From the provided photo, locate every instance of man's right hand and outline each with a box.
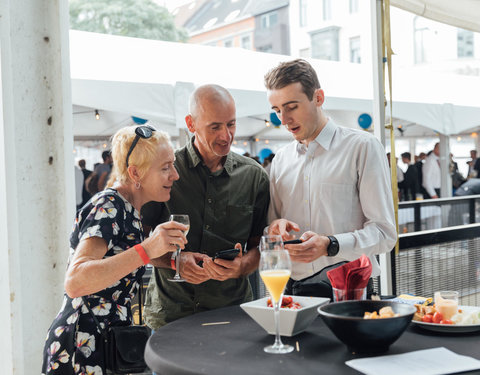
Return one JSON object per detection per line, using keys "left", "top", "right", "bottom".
{"left": 268, "top": 219, "right": 300, "bottom": 241}
{"left": 178, "top": 252, "right": 211, "bottom": 284}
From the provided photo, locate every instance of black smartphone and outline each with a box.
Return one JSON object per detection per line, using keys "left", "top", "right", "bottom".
{"left": 283, "top": 239, "right": 302, "bottom": 244}
{"left": 213, "top": 248, "right": 240, "bottom": 260}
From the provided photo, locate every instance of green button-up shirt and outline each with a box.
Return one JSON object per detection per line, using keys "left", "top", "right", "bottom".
{"left": 142, "top": 138, "right": 270, "bottom": 328}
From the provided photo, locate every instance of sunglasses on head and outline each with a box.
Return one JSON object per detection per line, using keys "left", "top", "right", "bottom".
{"left": 126, "top": 126, "right": 156, "bottom": 168}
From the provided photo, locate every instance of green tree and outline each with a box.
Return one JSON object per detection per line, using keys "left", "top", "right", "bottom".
{"left": 69, "top": 0, "right": 188, "bottom": 42}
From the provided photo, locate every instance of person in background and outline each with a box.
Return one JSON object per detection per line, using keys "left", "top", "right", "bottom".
{"left": 422, "top": 143, "right": 441, "bottom": 199}
{"left": 387, "top": 152, "right": 404, "bottom": 199}
{"left": 141, "top": 84, "right": 270, "bottom": 328}
{"left": 78, "top": 159, "right": 92, "bottom": 207}
{"left": 415, "top": 152, "right": 428, "bottom": 198}
{"left": 74, "top": 165, "right": 84, "bottom": 210}
{"left": 468, "top": 149, "right": 479, "bottom": 178}
{"left": 399, "top": 152, "right": 419, "bottom": 201}
{"left": 450, "top": 153, "right": 466, "bottom": 194}
{"left": 42, "top": 126, "right": 185, "bottom": 374}
{"left": 263, "top": 59, "right": 396, "bottom": 298}
{"left": 96, "top": 150, "right": 113, "bottom": 191}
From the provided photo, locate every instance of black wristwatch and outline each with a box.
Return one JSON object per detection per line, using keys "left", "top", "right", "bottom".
{"left": 327, "top": 236, "right": 339, "bottom": 257}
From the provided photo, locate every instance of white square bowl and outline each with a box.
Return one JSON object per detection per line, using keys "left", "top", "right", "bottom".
{"left": 240, "top": 295, "right": 330, "bottom": 337}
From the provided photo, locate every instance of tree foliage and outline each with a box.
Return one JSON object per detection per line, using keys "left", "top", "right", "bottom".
{"left": 69, "top": 0, "right": 188, "bottom": 42}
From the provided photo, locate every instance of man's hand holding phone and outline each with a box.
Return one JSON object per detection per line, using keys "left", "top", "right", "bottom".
{"left": 201, "top": 243, "right": 243, "bottom": 281}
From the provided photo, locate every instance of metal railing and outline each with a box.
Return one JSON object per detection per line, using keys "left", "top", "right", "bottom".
{"left": 391, "top": 223, "right": 480, "bottom": 306}
{"left": 398, "top": 194, "right": 480, "bottom": 233}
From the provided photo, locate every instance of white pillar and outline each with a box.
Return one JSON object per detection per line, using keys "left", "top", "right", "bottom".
{"left": 0, "top": 1, "right": 73, "bottom": 374}
{"left": 371, "top": 0, "right": 393, "bottom": 296}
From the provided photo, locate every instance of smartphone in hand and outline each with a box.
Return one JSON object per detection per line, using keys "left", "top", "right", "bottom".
{"left": 213, "top": 248, "right": 240, "bottom": 261}
{"left": 283, "top": 239, "right": 303, "bottom": 245}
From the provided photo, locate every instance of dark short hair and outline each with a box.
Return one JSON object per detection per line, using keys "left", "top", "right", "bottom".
{"left": 78, "top": 159, "right": 86, "bottom": 169}
{"left": 102, "top": 150, "right": 111, "bottom": 161}
{"left": 264, "top": 59, "right": 320, "bottom": 100}
{"left": 401, "top": 152, "right": 411, "bottom": 160}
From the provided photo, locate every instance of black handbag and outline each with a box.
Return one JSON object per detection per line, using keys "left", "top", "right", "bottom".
{"left": 82, "top": 282, "right": 149, "bottom": 374}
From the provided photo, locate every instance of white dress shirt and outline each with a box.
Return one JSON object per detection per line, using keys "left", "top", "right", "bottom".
{"left": 422, "top": 153, "right": 441, "bottom": 197}
{"left": 268, "top": 119, "right": 396, "bottom": 280}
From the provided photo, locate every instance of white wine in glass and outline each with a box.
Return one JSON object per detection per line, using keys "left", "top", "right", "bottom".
{"left": 167, "top": 214, "right": 189, "bottom": 282}
{"left": 259, "top": 241, "right": 293, "bottom": 354}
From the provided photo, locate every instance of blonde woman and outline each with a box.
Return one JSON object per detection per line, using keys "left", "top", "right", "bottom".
{"left": 42, "top": 126, "right": 186, "bottom": 375}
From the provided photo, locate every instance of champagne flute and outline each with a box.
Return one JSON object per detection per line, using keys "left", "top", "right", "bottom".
{"left": 167, "top": 214, "right": 190, "bottom": 282}
{"left": 259, "top": 239, "right": 293, "bottom": 354}
{"left": 259, "top": 234, "right": 284, "bottom": 252}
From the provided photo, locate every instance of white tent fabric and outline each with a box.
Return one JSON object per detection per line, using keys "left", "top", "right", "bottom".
{"left": 70, "top": 30, "right": 480, "bottom": 138}
{"left": 391, "top": 0, "right": 480, "bottom": 32}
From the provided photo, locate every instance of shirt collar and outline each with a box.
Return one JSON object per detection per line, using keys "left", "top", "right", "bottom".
{"left": 295, "top": 118, "right": 337, "bottom": 153}
{"left": 185, "top": 136, "right": 236, "bottom": 175}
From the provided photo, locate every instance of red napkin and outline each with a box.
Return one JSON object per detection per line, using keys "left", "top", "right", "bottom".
{"left": 327, "top": 255, "right": 372, "bottom": 298}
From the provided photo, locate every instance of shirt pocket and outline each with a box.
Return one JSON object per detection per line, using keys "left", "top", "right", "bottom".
{"left": 224, "top": 204, "right": 254, "bottom": 242}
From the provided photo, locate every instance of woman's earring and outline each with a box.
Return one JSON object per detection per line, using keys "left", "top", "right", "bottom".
{"left": 135, "top": 181, "right": 141, "bottom": 190}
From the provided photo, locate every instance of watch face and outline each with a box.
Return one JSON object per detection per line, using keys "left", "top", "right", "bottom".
{"left": 328, "top": 236, "right": 339, "bottom": 257}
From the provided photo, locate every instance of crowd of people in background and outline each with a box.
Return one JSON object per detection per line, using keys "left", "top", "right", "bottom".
{"left": 386, "top": 146, "right": 480, "bottom": 201}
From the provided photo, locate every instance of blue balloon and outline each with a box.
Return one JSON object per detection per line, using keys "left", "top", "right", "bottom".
{"left": 270, "top": 112, "right": 281, "bottom": 126}
{"left": 358, "top": 113, "right": 372, "bottom": 129}
{"left": 258, "top": 148, "right": 273, "bottom": 163}
{"left": 132, "top": 116, "right": 148, "bottom": 125}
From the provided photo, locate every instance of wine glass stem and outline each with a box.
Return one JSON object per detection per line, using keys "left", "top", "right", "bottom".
{"left": 274, "top": 298, "right": 283, "bottom": 348}
{"left": 175, "top": 247, "right": 181, "bottom": 278}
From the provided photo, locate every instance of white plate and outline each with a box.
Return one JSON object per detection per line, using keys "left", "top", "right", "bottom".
{"left": 411, "top": 305, "right": 480, "bottom": 333}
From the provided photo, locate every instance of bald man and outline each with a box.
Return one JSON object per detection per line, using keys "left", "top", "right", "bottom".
{"left": 142, "top": 84, "right": 270, "bottom": 327}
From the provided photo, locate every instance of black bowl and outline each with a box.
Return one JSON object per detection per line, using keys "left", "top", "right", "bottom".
{"left": 318, "top": 300, "right": 416, "bottom": 354}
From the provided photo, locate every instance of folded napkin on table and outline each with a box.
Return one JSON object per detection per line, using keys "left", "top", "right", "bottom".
{"left": 327, "top": 254, "right": 372, "bottom": 299}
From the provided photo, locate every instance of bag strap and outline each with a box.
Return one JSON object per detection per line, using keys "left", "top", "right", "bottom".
{"left": 81, "top": 275, "right": 145, "bottom": 335}
{"left": 82, "top": 296, "right": 108, "bottom": 339}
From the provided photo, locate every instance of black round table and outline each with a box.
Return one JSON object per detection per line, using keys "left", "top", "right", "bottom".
{"left": 145, "top": 305, "right": 480, "bottom": 375}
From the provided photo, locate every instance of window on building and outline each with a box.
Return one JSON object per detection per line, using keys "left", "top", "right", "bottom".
{"left": 261, "top": 11, "right": 278, "bottom": 29}
{"left": 413, "top": 16, "right": 431, "bottom": 64}
{"left": 323, "top": 0, "right": 332, "bottom": 21}
{"left": 310, "top": 27, "right": 339, "bottom": 61}
{"left": 241, "top": 35, "right": 252, "bottom": 50}
{"left": 349, "top": 36, "right": 361, "bottom": 63}
{"left": 299, "top": 0, "right": 308, "bottom": 27}
{"left": 349, "top": 0, "right": 359, "bottom": 13}
{"left": 224, "top": 39, "right": 233, "bottom": 48}
{"left": 457, "top": 29, "right": 474, "bottom": 58}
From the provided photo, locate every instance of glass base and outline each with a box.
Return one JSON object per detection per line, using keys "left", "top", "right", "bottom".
{"left": 264, "top": 344, "right": 294, "bottom": 354}
{"left": 167, "top": 277, "right": 186, "bottom": 282}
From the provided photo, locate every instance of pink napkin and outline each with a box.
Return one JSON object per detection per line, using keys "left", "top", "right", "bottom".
{"left": 327, "top": 254, "right": 372, "bottom": 292}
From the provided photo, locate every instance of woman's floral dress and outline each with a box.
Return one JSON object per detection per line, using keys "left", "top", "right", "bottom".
{"left": 42, "top": 189, "right": 145, "bottom": 375}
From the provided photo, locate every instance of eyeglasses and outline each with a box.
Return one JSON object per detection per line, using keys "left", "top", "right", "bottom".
{"left": 126, "top": 126, "right": 156, "bottom": 168}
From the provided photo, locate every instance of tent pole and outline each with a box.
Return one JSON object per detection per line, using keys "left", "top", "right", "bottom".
{"left": 371, "top": 0, "right": 393, "bottom": 296}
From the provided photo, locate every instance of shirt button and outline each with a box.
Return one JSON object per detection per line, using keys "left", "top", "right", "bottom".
{"left": 208, "top": 198, "right": 212, "bottom": 204}
{"left": 206, "top": 225, "right": 210, "bottom": 230}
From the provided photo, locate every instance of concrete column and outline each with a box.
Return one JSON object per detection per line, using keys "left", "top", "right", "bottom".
{"left": 0, "top": 1, "right": 73, "bottom": 374}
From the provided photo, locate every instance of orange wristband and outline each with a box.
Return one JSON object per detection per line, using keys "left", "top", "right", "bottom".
{"left": 134, "top": 244, "right": 150, "bottom": 265}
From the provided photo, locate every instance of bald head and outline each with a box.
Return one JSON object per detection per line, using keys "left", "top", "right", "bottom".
{"left": 189, "top": 84, "right": 235, "bottom": 119}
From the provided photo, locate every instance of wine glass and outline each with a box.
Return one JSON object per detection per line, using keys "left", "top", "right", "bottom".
{"left": 259, "top": 235, "right": 283, "bottom": 252}
{"left": 259, "top": 240, "right": 294, "bottom": 354}
{"left": 167, "top": 214, "right": 190, "bottom": 282}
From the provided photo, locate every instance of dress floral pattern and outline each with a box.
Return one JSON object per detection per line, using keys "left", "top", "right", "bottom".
{"left": 42, "top": 189, "right": 145, "bottom": 375}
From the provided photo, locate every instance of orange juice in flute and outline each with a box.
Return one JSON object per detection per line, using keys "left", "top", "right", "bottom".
{"left": 260, "top": 269, "right": 291, "bottom": 302}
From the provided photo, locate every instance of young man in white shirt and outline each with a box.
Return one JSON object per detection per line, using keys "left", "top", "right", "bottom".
{"left": 263, "top": 59, "right": 396, "bottom": 297}
{"left": 422, "top": 143, "right": 441, "bottom": 199}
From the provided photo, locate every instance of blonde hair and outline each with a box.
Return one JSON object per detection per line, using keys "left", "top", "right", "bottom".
{"left": 106, "top": 126, "right": 172, "bottom": 187}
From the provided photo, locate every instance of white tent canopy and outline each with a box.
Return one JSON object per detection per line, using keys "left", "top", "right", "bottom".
{"left": 70, "top": 30, "right": 480, "bottom": 139}
{"left": 391, "top": 0, "right": 480, "bottom": 32}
